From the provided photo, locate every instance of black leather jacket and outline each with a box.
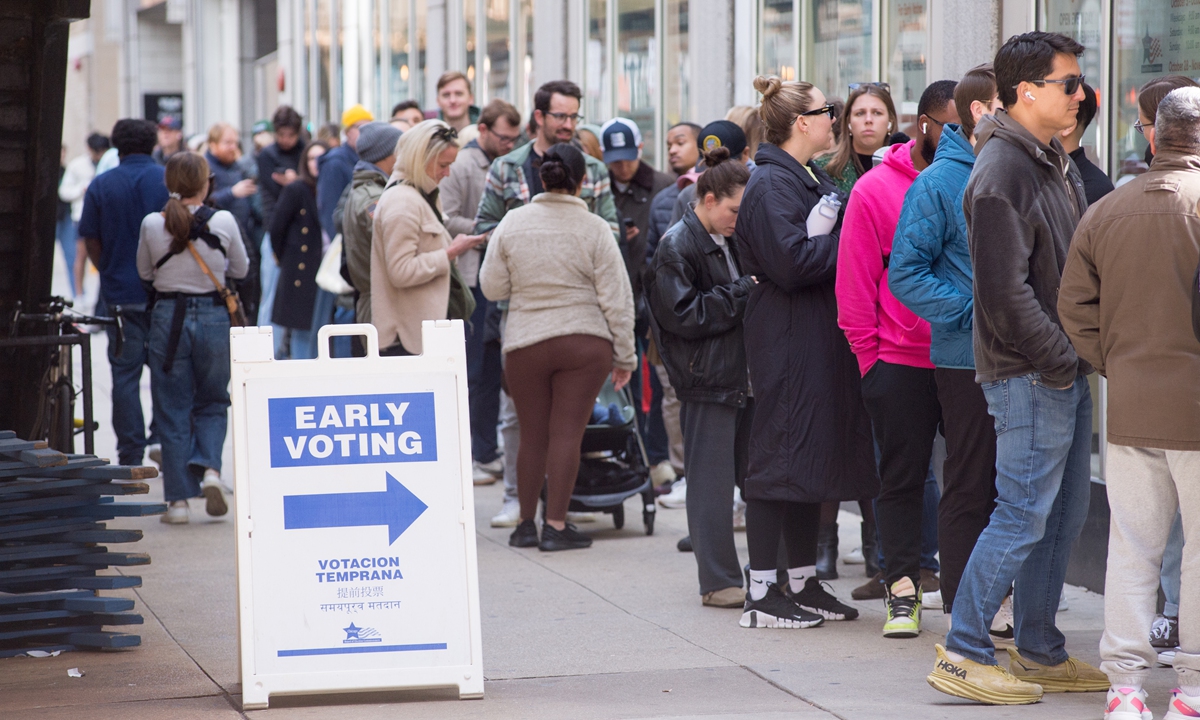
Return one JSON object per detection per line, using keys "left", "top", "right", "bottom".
{"left": 645, "top": 206, "right": 755, "bottom": 407}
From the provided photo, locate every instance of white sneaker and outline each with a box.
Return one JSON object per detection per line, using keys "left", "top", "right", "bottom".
{"left": 989, "top": 594, "right": 1015, "bottom": 647}
{"left": 200, "top": 469, "right": 228, "bottom": 517}
{"left": 1165, "top": 687, "right": 1200, "bottom": 720}
{"left": 475, "top": 457, "right": 504, "bottom": 476}
{"left": 1104, "top": 686, "right": 1152, "bottom": 720}
{"left": 472, "top": 462, "right": 499, "bottom": 485}
{"left": 161, "top": 500, "right": 189, "bottom": 524}
{"left": 1058, "top": 587, "right": 1069, "bottom": 611}
{"left": 147, "top": 444, "right": 162, "bottom": 465}
{"left": 732, "top": 486, "right": 746, "bottom": 530}
{"left": 490, "top": 498, "right": 521, "bottom": 528}
{"left": 844, "top": 546, "right": 866, "bottom": 564}
{"left": 566, "top": 512, "right": 597, "bottom": 523}
{"left": 650, "top": 460, "right": 677, "bottom": 486}
{"left": 658, "top": 477, "right": 687, "bottom": 509}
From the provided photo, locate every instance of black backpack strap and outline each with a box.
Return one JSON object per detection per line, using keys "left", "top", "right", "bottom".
{"left": 190, "top": 205, "right": 227, "bottom": 255}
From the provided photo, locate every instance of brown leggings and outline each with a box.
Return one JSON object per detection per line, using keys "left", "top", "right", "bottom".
{"left": 504, "top": 334, "right": 614, "bottom": 524}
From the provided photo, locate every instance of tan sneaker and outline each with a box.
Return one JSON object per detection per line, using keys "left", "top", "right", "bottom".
{"left": 927, "top": 644, "right": 1043, "bottom": 705}
{"left": 1004, "top": 648, "right": 1109, "bottom": 692}
{"left": 702, "top": 587, "right": 746, "bottom": 608}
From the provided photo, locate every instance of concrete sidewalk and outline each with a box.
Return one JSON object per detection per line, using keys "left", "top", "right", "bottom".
{"left": 0, "top": 331, "right": 1182, "bottom": 719}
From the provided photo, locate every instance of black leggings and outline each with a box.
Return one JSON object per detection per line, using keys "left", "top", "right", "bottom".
{"left": 745, "top": 499, "right": 821, "bottom": 571}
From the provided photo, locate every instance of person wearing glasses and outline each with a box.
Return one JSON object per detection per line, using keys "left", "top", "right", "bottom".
{"left": 371, "top": 120, "right": 487, "bottom": 358}
{"left": 730, "top": 75, "right": 874, "bottom": 630}
{"left": 473, "top": 80, "right": 620, "bottom": 529}
{"left": 440, "top": 99, "right": 523, "bottom": 490}
{"left": 813, "top": 82, "right": 899, "bottom": 195}
{"left": 925, "top": 31, "right": 1108, "bottom": 705}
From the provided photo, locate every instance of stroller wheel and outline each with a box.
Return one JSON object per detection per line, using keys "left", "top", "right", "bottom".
{"left": 612, "top": 504, "right": 625, "bottom": 529}
{"left": 643, "top": 510, "right": 655, "bottom": 535}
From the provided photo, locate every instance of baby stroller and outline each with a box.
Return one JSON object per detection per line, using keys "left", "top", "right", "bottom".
{"left": 568, "top": 380, "right": 656, "bottom": 535}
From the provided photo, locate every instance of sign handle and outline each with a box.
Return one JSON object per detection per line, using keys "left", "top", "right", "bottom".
{"left": 317, "top": 323, "right": 380, "bottom": 359}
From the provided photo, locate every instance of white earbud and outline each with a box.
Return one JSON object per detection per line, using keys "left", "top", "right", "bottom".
{"left": 922, "top": 123, "right": 928, "bottom": 133}
{"left": 1025, "top": 91, "right": 1036, "bottom": 101}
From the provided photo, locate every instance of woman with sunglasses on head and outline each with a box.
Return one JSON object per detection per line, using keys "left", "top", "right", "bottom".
{"left": 268, "top": 140, "right": 328, "bottom": 359}
{"left": 137, "top": 151, "right": 249, "bottom": 525}
{"left": 371, "top": 120, "right": 487, "bottom": 357}
{"left": 730, "top": 76, "right": 877, "bottom": 629}
{"left": 814, "top": 83, "right": 899, "bottom": 195}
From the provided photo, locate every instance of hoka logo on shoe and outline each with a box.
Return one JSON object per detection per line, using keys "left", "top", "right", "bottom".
{"left": 937, "top": 659, "right": 967, "bottom": 679}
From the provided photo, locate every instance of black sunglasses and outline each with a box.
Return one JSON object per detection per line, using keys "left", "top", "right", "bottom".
{"left": 1017, "top": 74, "right": 1086, "bottom": 96}
{"left": 800, "top": 103, "right": 837, "bottom": 120}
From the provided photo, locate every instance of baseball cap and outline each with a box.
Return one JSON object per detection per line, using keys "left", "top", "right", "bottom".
{"left": 600, "top": 118, "right": 642, "bottom": 163}
{"left": 341, "top": 104, "right": 375, "bottom": 129}
{"left": 251, "top": 119, "right": 273, "bottom": 135}
{"left": 158, "top": 115, "right": 183, "bottom": 131}
{"left": 696, "top": 120, "right": 747, "bottom": 159}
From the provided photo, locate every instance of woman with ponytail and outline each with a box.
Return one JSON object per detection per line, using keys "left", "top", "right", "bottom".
{"left": 728, "top": 75, "right": 877, "bottom": 629}
{"left": 137, "top": 151, "right": 249, "bottom": 524}
{"left": 479, "top": 142, "right": 636, "bottom": 552}
{"left": 645, "top": 146, "right": 754, "bottom": 608}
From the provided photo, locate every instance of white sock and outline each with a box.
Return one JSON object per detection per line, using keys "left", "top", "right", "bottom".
{"left": 787, "top": 565, "right": 816, "bottom": 594}
{"left": 748, "top": 569, "right": 775, "bottom": 601}
{"left": 202, "top": 468, "right": 220, "bottom": 484}
{"left": 944, "top": 649, "right": 967, "bottom": 662}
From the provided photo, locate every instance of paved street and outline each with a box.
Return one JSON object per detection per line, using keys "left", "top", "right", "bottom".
{"left": 0, "top": 320, "right": 1180, "bottom": 719}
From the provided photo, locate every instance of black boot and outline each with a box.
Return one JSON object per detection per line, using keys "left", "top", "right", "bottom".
{"left": 862, "top": 519, "right": 880, "bottom": 578}
{"left": 816, "top": 522, "right": 838, "bottom": 580}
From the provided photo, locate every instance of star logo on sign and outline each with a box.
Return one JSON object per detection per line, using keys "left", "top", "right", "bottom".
{"left": 343, "top": 623, "right": 363, "bottom": 640}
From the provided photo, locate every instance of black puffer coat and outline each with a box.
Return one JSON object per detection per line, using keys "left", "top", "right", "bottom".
{"left": 733, "top": 143, "right": 878, "bottom": 503}
{"left": 645, "top": 206, "right": 754, "bottom": 407}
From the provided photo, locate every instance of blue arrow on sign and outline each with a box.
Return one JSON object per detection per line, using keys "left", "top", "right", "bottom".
{"left": 283, "top": 472, "right": 428, "bottom": 544}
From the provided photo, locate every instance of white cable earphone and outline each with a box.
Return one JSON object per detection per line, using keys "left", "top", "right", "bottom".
{"left": 1025, "top": 91, "right": 1036, "bottom": 101}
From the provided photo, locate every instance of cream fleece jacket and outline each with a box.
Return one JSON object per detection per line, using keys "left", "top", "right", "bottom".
{"left": 480, "top": 192, "right": 637, "bottom": 371}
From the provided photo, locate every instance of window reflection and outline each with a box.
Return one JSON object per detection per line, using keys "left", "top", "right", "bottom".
{"left": 618, "top": 0, "right": 657, "bottom": 167}
{"left": 664, "top": 0, "right": 690, "bottom": 127}
{"left": 587, "top": 0, "right": 610, "bottom": 123}
{"left": 761, "top": 0, "right": 795, "bottom": 80}
{"left": 486, "top": 0, "right": 510, "bottom": 103}
{"left": 808, "top": 0, "right": 874, "bottom": 101}
{"left": 389, "top": 0, "right": 411, "bottom": 108}
{"left": 886, "top": 0, "right": 927, "bottom": 118}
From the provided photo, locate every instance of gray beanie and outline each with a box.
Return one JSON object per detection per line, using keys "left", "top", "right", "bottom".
{"left": 356, "top": 121, "right": 402, "bottom": 164}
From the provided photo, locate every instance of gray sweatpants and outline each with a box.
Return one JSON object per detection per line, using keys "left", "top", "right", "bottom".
{"left": 1101, "top": 444, "right": 1200, "bottom": 688}
{"left": 681, "top": 399, "right": 753, "bottom": 595}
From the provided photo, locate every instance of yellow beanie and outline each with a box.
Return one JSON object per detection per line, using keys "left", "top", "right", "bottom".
{"left": 341, "top": 104, "right": 374, "bottom": 129}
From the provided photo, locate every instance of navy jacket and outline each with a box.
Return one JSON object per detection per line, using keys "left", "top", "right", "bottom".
{"left": 888, "top": 125, "right": 976, "bottom": 369}
{"left": 317, "top": 143, "right": 358, "bottom": 238}
{"left": 645, "top": 182, "right": 681, "bottom": 262}
{"left": 206, "top": 151, "right": 258, "bottom": 239}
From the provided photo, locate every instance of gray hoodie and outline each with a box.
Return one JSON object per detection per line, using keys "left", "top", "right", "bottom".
{"left": 964, "top": 109, "right": 1092, "bottom": 387}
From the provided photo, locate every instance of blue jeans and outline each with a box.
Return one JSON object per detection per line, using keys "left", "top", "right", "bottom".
{"left": 946, "top": 373, "right": 1092, "bottom": 666}
{"left": 147, "top": 298, "right": 232, "bottom": 502}
{"left": 466, "top": 286, "right": 502, "bottom": 464}
{"left": 106, "top": 303, "right": 154, "bottom": 466}
{"left": 257, "top": 234, "right": 278, "bottom": 326}
{"left": 56, "top": 217, "right": 77, "bottom": 297}
{"left": 1161, "top": 511, "right": 1183, "bottom": 617}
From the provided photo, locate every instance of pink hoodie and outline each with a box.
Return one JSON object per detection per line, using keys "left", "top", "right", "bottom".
{"left": 835, "top": 141, "right": 933, "bottom": 376}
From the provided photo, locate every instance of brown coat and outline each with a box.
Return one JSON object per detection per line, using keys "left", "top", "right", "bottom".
{"left": 370, "top": 180, "right": 451, "bottom": 355}
{"left": 1059, "top": 150, "right": 1200, "bottom": 450}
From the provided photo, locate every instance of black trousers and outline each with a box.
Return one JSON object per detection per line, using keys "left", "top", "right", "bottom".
{"left": 681, "top": 399, "right": 754, "bottom": 594}
{"left": 861, "top": 360, "right": 941, "bottom": 589}
{"left": 935, "top": 367, "right": 998, "bottom": 612}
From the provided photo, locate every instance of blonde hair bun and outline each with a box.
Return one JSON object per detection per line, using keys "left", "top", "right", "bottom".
{"left": 754, "top": 75, "right": 783, "bottom": 101}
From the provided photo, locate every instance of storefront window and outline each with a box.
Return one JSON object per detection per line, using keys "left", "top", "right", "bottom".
{"left": 465, "top": 0, "right": 477, "bottom": 92}
{"left": 807, "top": 0, "right": 874, "bottom": 103}
{"left": 885, "top": 0, "right": 927, "bottom": 116}
{"left": 586, "top": 0, "right": 609, "bottom": 124}
{"left": 316, "top": 0, "right": 332, "bottom": 125}
{"left": 618, "top": 0, "right": 657, "bottom": 166}
{"left": 1040, "top": 0, "right": 1105, "bottom": 166}
{"left": 1112, "top": 0, "right": 1199, "bottom": 184}
{"left": 760, "top": 0, "right": 796, "bottom": 80}
{"left": 485, "top": 0, "right": 510, "bottom": 104}
{"left": 518, "top": 0, "right": 534, "bottom": 115}
{"left": 414, "top": 1, "right": 427, "bottom": 108}
{"left": 388, "top": 0, "right": 411, "bottom": 108}
{"left": 664, "top": 0, "right": 690, "bottom": 128}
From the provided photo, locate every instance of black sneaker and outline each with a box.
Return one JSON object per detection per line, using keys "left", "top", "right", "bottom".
{"left": 740, "top": 583, "right": 824, "bottom": 629}
{"left": 788, "top": 576, "right": 860, "bottom": 621}
{"left": 677, "top": 536, "right": 693, "bottom": 552}
{"left": 1150, "top": 615, "right": 1179, "bottom": 648}
{"left": 509, "top": 519, "right": 539, "bottom": 548}
{"left": 539, "top": 523, "right": 593, "bottom": 551}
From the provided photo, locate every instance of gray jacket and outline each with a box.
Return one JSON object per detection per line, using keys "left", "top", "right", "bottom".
{"left": 441, "top": 140, "right": 492, "bottom": 286}
{"left": 965, "top": 109, "right": 1092, "bottom": 387}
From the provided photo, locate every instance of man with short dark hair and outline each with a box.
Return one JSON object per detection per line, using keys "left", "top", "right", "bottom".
{"left": 1060, "top": 85, "right": 1200, "bottom": 720}
{"left": 926, "top": 31, "right": 1107, "bottom": 704}
{"left": 442, "top": 99, "right": 522, "bottom": 495}
{"left": 77, "top": 118, "right": 168, "bottom": 467}
{"left": 390, "top": 99, "right": 424, "bottom": 130}
{"left": 835, "top": 80, "right": 959, "bottom": 639}
{"left": 1059, "top": 82, "right": 1114, "bottom": 205}
{"left": 435, "top": 71, "right": 481, "bottom": 132}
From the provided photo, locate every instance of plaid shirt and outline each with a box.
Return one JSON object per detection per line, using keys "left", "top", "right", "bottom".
{"left": 473, "top": 142, "right": 619, "bottom": 239}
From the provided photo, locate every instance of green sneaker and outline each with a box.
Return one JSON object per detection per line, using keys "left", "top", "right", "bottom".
{"left": 883, "top": 576, "right": 921, "bottom": 638}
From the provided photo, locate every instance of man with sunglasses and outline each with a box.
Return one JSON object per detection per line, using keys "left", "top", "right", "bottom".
{"left": 441, "top": 99, "right": 523, "bottom": 490}
{"left": 926, "top": 31, "right": 1107, "bottom": 705}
